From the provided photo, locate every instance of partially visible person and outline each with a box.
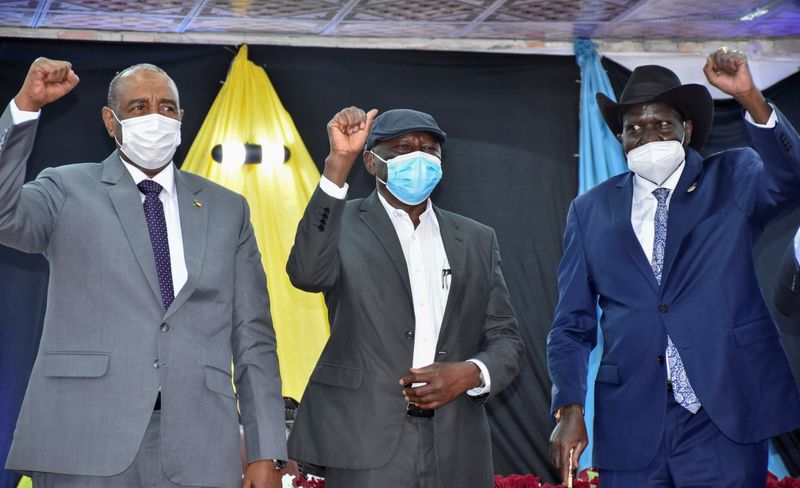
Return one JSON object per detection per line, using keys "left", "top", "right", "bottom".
{"left": 2, "top": 57, "right": 286, "bottom": 487}
{"left": 548, "top": 48, "right": 800, "bottom": 487}
{"left": 775, "top": 228, "right": 800, "bottom": 317}
{"left": 286, "top": 107, "right": 524, "bottom": 487}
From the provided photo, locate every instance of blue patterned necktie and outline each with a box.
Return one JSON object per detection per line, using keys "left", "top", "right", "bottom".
{"left": 138, "top": 180, "right": 174, "bottom": 310}
{"left": 651, "top": 188, "right": 700, "bottom": 414}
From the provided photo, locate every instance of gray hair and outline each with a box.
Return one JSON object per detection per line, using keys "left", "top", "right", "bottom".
{"left": 106, "top": 63, "right": 179, "bottom": 112}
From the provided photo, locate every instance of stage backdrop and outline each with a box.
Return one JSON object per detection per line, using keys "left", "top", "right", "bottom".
{"left": 0, "top": 38, "right": 797, "bottom": 486}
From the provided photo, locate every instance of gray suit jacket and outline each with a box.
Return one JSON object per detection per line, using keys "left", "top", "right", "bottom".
{"left": 0, "top": 106, "right": 286, "bottom": 487}
{"left": 286, "top": 187, "right": 524, "bottom": 486}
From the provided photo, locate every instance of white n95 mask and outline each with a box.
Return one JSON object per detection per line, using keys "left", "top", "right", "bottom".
{"left": 626, "top": 138, "right": 685, "bottom": 186}
{"left": 113, "top": 112, "right": 181, "bottom": 170}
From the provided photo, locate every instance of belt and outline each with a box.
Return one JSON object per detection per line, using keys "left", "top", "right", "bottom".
{"left": 154, "top": 392, "right": 161, "bottom": 411}
{"left": 406, "top": 403, "right": 434, "bottom": 418}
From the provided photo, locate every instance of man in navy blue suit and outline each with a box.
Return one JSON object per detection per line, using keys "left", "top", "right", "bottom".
{"left": 548, "top": 47, "right": 800, "bottom": 487}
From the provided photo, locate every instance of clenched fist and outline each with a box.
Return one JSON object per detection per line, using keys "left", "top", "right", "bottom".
{"left": 322, "top": 106, "right": 378, "bottom": 187}
{"left": 14, "top": 57, "right": 79, "bottom": 112}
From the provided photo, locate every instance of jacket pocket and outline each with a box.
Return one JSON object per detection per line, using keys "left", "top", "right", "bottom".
{"left": 310, "top": 363, "right": 363, "bottom": 389}
{"left": 204, "top": 366, "right": 236, "bottom": 399}
{"left": 595, "top": 363, "right": 620, "bottom": 385}
{"left": 732, "top": 317, "right": 779, "bottom": 346}
{"left": 42, "top": 352, "right": 109, "bottom": 378}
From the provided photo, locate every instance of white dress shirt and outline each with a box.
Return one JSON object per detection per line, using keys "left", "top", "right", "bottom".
{"left": 319, "top": 176, "right": 490, "bottom": 395}
{"left": 9, "top": 99, "right": 188, "bottom": 297}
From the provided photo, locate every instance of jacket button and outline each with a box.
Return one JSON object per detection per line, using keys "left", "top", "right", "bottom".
{"left": 659, "top": 304, "right": 668, "bottom": 313}
{"left": 405, "top": 330, "right": 414, "bottom": 340}
{"left": 160, "top": 323, "right": 169, "bottom": 333}
{"left": 657, "top": 355, "right": 664, "bottom": 364}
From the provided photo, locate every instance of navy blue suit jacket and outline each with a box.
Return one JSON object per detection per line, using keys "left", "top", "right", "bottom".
{"left": 548, "top": 107, "right": 800, "bottom": 470}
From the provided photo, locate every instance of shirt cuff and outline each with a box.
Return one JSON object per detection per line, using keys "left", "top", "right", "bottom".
{"left": 9, "top": 99, "right": 41, "bottom": 125}
{"left": 466, "top": 358, "right": 491, "bottom": 396}
{"left": 744, "top": 102, "right": 777, "bottom": 129}
{"left": 794, "top": 227, "right": 800, "bottom": 266}
{"left": 319, "top": 175, "right": 348, "bottom": 200}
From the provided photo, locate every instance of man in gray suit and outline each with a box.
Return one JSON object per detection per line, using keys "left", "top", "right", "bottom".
{"left": 1, "top": 58, "right": 286, "bottom": 487}
{"left": 286, "top": 107, "right": 524, "bottom": 487}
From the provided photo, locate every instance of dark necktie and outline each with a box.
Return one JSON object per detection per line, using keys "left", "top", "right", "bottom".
{"left": 138, "top": 180, "right": 174, "bottom": 310}
{"left": 651, "top": 188, "right": 700, "bottom": 413}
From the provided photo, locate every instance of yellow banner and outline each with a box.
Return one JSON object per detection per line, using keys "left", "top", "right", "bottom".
{"left": 181, "top": 44, "right": 329, "bottom": 402}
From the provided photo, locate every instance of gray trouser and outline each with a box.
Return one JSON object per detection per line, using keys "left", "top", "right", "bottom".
{"left": 323, "top": 415, "right": 438, "bottom": 488}
{"left": 32, "top": 412, "right": 213, "bottom": 488}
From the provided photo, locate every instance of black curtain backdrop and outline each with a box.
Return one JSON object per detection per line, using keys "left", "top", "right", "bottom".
{"left": 604, "top": 58, "right": 800, "bottom": 477}
{"left": 0, "top": 38, "right": 579, "bottom": 484}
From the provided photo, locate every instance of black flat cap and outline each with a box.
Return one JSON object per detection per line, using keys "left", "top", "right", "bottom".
{"left": 366, "top": 109, "right": 447, "bottom": 150}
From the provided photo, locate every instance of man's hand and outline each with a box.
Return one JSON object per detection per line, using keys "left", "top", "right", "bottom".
{"left": 399, "top": 361, "right": 481, "bottom": 410}
{"left": 549, "top": 404, "right": 588, "bottom": 485}
{"left": 322, "top": 106, "right": 378, "bottom": 187}
{"left": 14, "top": 57, "right": 79, "bottom": 112}
{"left": 703, "top": 47, "right": 771, "bottom": 124}
{"left": 242, "top": 459, "right": 282, "bottom": 488}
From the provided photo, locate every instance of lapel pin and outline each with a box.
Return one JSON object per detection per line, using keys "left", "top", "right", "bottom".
{"left": 687, "top": 182, "right": 698, "bottom": 193}
{"left": 193, "top": 199, "right": 204, "bottom": 208}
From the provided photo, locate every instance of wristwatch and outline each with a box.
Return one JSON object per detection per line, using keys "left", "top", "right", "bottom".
{"left": 272, "top": 459, "right": 288, "bottom": 470}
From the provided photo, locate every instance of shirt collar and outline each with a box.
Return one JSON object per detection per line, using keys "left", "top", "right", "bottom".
{"left": 632, "top": 161, "right": 685, "bottom": 204}
{"left": 376, "top": 190, "right": 439, "bottom": 230}
{"left": 121, "top": 159, "right": 177, "bottom": 197}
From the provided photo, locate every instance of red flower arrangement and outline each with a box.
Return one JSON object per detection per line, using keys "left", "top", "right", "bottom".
{"left": 291, "top": 474, "right": 325, "bottom": 487}
{"left": 494, "top": 468, "right": 600, "bottom": 487}
{"left": 286, "top": 470, "right": 800, "bottom": 487}
{"left": 492, "top": 469, "right": 800, "bottom": 487}
{"left": 767, "top": 472, "right": 800, "bottom": 488}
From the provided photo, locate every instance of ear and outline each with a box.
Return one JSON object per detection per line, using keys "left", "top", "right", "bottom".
{"left": 101, "top": 106, "right": 117, "bottom": 140}
{"left": 683, "top": 119, "right": 693, "bottom": 147}
{"left": 363, "top": 149, "right": 376, "bottom": 176}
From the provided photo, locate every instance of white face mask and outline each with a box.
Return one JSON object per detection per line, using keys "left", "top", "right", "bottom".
{"left": 113, "top": 112, "right": 181, "bottom": 170}
{"left": 626, "top": 133, "right": 686, "bottom": 186}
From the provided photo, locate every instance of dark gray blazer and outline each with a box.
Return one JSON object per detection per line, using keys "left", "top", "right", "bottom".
{"left": 776, "top": 237, "right": 800, "bottom": 317}
{"left": 0, "top": 106, "right": 286, "bottom": 487}
{"left": 286, "top": 186, "right": 523, "bottom": 486}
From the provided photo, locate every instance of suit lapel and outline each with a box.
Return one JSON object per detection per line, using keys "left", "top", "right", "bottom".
{"left": 359, "top": 191, "right": 413, "bottom": 303}
{"left": 102, "top": 153, "right": 163, "bottom": 308}
{"left": 435, "top": 208, "right": 466, "bottom": 345}
{"left": 661, "top": 151, "right": 704, "bottom": 287}
{"left": 610, "top": 173, "right": 660, "bottom": 292}
{"left": 164, "top": 169, "right": 207, "bottom": 320}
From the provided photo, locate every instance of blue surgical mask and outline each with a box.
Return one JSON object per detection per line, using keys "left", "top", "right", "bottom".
{"left": 372, "top": 150, "right": 443, "bottom": 205}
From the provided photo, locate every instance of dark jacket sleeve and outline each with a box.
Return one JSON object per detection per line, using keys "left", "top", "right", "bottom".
{"left": 775, "top": 236, "right": 800, "bottom": 317}
{"left": 286, "top": 185, "right": 347, "bottom": 292}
